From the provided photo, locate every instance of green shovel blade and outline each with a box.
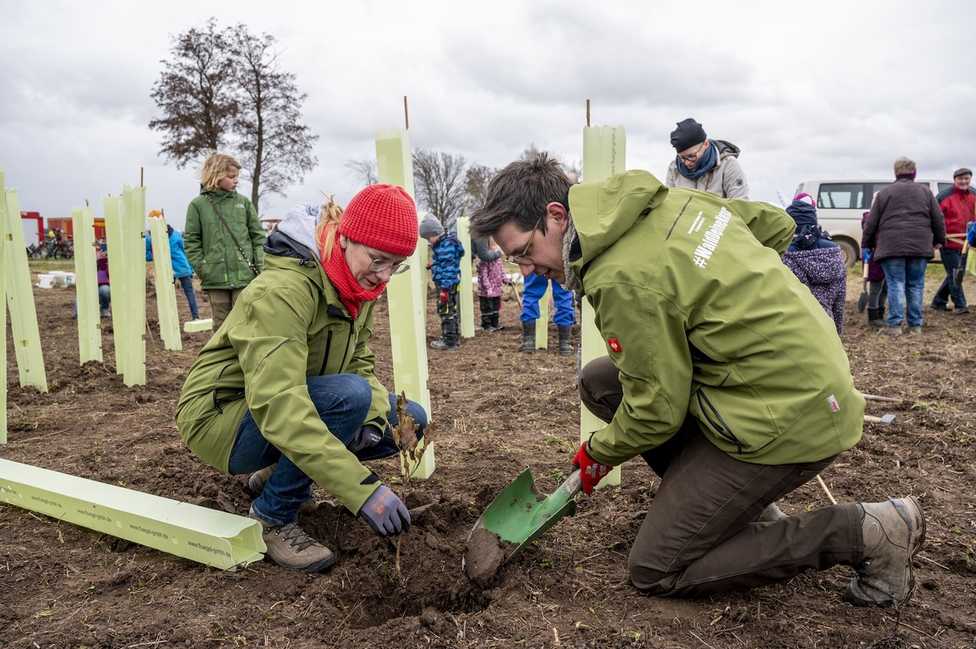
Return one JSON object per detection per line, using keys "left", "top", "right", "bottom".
{"left": 476, "top": 469, "right": 580, "bottom": 561}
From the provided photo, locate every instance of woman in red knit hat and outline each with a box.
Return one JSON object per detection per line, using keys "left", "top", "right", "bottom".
{"left": 176, "top": 184, "right": 425, "bottom": 573}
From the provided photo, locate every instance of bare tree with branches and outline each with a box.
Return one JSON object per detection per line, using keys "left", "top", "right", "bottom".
{"left": 344, "top": 159, "right": 378, "bottom": 187}
{"left": 412, "top": 149, "right": 467, "bottom": 232}
{"left": 227, "top": 24, "right": 318, "bottom": 208}
{"left": 149, "top": 18, "right": 238, "bottom": 166}
{"left": 149, "top": 20, "right": 318, "bottom": 210}
{"left": 464, "top": 163, "right": 496, "bottom": 213}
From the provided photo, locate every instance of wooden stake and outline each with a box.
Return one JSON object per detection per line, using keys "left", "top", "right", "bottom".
{"left": 862, "top": 393, "right": 902, "bottom": 403}
{"left": 585, "top": 99, "right": 591, "bottom": 128}
{"left": 403, "top": 96, "right": 409, "bottom": 130}
{"left": 140, "top": 167, "right": 144, "bottom": 188}
{"left": 816, "top": 475, "right": 837, "bottom": 505}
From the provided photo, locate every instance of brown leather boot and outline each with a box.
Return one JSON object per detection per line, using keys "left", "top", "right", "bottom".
{"left": 846, "top": 497, "right": 925, "bottom": 606}
{"left": 250, "top": 506, "right": 336, "bottom": 573}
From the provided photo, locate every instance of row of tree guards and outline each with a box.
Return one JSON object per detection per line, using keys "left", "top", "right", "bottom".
{"left": 1, "top": 105, "right": 626, "bottom": 487}
{"left": 0, "top": 108, "right": 628, "bottom": 570}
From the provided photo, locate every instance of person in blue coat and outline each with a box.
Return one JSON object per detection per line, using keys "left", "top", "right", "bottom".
{"left": 420, "top": 217, "right": 465, "bottom": 350}
{"left": 146, "top": 223, "right": 201, "bottom": 320}
{"left": 521, "top": 274, "right": 575, "bottom": 355}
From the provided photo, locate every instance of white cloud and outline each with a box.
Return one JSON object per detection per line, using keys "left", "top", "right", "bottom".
{"left": 1, "top": 0, "right": 974, "bottom": 228}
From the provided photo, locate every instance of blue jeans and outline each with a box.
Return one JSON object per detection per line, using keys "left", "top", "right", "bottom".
{"left": 98, "top": 285, "right": 111, "bottom": 311}
{"left": 880, "top": 257, "right": 928, "bottom": 327}
{"left": 931, "top": 249, "right": 967, "bottom": 309}
{"left": 228, "top": 374, "right": 428, "bottom": 526}
{"left": 521, "top": 273, "right": 575, "bottom": 326}
{"left": 73, "top": 284, "right": 111, "bottom": 317}
{"left": 176, "top": 275, "right": 200, "bottom": 319}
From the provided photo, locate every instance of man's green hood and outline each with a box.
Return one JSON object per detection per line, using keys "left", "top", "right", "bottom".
{"left": 568, "top": 170, "right": 669, "bottom": 272}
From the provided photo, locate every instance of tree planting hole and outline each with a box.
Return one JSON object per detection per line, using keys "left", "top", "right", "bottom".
{"left": 303, "top": 495, "right": 493, "bottom": 629}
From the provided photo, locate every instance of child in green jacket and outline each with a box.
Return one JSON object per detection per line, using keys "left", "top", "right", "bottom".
{"left": 183, "top": 153, "right": 266, "bottom": 330}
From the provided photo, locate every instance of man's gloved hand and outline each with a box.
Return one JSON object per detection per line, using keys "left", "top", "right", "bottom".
{"left": 359, "top": 485, "right": 411, "bottom": 536}
{"left": 862, "top": 248, "right": 873, "bottom": 264}
{"left": 439, "top": 289, "right": 449, "bottom": 305}
{"left": 967, "top": 221, "right": 976, "bottom": 246}
{"left": 349, "top": 425, "right": 383, "bottom": 452}
{"left": 572, "top": 442, "right": 612, "bottom": 495}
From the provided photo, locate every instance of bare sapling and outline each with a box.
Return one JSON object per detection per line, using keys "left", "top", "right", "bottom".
{"left": 390, "top": 391, "right": 435, "bottom": 579}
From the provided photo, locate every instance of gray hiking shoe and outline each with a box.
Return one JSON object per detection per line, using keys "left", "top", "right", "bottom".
{"left": 757, "top": 502, "right": 788, "bottom": 522}
{"left": 429, "top": 338, "right": 460, "bottom": 351}
{"left": 249, "top": 506, "right": 336, "bottom": 573}
{"left": 846, "top": 496, "right": 926, "bottom": 607}
{"left": 247, "top": 465, "right": 317, "bottom": 514}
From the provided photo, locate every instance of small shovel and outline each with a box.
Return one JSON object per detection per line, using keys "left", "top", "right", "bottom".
{"left": 857, "top": 253, "right": 870, "bottom": 313}
{"left": 953, "top": 237, "right": 970, "bottom": 286}
{"left": 467, "top": 468, "right": 582, "bottom": 564}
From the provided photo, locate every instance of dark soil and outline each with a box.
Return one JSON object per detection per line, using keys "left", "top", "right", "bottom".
{"left": 2, "top": 272, "right": 975, "bottom": 648}
{"left": 464, "top": 527, "right": 508, "bottom": 587}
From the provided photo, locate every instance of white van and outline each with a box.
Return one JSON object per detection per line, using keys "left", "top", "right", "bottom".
{"left": 793, "top": 179, "right": 952, "bottom": 266}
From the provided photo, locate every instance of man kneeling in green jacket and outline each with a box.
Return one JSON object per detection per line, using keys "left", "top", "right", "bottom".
{"left": 177, "top": 185, "right": 424, "bottom": 572}
{"left": 471, "top": 155, "right": 925, "bottom": 607}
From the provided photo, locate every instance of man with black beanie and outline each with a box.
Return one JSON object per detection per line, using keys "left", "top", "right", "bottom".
{"left": 666, "top": 118, "right": 749, "bottom": 199}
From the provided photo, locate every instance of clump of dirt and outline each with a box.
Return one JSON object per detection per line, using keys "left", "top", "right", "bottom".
{"left": 464, "top": 526, "right": 508, "bottom": 586}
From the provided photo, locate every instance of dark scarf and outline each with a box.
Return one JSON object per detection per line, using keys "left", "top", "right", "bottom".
{"left": 320, "top": 238, "right": 386, "bottom": 319}
{"left": 675, "top": 142, "right": 718, "bottom": 180}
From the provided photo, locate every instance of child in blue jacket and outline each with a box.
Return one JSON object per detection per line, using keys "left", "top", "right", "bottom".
{"left": 420, "top": 217, "right": 465, "bottom": 350}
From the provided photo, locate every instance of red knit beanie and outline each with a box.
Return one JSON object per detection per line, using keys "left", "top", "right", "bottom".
{"left": 339, "top": 184, "right": 419, "bottom": 257}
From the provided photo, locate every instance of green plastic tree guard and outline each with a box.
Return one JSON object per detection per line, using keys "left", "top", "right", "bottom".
{"left": 183, "top": 318, "right": 213, "bottom": 333}
{"left": 149, "top": 216, "right": 182, "bottom": 351}
{"left": 3, "top": 188, "right": 48, "bottom": 392}
{"left": 122, "top": 186, "right": 147, "bottom": 385}
{"left": 535, "top": 281, "right": 551, "bottom": 350}
{"left": 580, "top": 125, "right": 626, "bottom": 487}
{"left": 0, "top": 170, "right": 6, "bottom": 443}
{"left": 105, "top": 186, "right": 146, "bottom": 387}
{"left": 104, "top": 187, "right": 147, "bottom": 386}
{"left": 0, "top": 458, "right": 265, "bottom": 570}
{"left": 73, "top": 207, "right": 103, "bottom": 363}
{"left": 456, "top": 216, "right": 475, "bottom": 338}
{"left": 104, "top": 196, "right": 128, "bottom": 377}
{"left": 375, "top": 128, "right": 434, "bottom": 479}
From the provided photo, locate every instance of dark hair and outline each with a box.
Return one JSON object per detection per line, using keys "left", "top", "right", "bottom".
{"left": 471, "top": 152, "right": 571, "bottom": 239}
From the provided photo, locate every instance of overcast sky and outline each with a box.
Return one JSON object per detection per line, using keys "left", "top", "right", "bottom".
{"left": 2, "top": 0, "right": 974, "bottom": 231}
